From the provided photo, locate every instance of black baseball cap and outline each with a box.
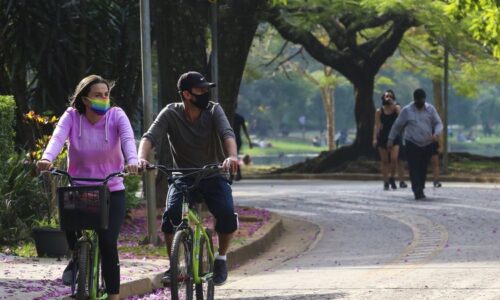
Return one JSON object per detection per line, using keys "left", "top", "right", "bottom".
{"left": 177, "top": 71, "right": 216, "bottom": 92}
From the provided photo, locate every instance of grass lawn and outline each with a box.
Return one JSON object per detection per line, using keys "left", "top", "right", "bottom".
{"left": 241, "top": 136, "right": 328, "bottom": 156}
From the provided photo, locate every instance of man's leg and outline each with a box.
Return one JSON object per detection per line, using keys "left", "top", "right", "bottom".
{"left": 217, "top": 232, "right": 234, "bottom": 256}
{"left": 201, "top": 177, "right": 238, "bottom": 285}
{"left": 420, "top": 144, "right": 433, "bottom": 193}
{"left": 405, "top": 141, "right": 421, "bottom": 197}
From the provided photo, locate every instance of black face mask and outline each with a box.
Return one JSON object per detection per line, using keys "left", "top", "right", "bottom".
{"left": 382, "top": 100, "right": 392, "bottom": 106}
{"left": 415, "top": 100, "right": 425, "bottom": 109}
{"left": 191, "top": 92, "right": 210, "bottom": 109}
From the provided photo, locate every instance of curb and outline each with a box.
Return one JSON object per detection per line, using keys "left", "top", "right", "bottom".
{"left": 117, "top": 212, "right": 284, "bottom": 299}
{"left": 245, "top": 172, "right": 500, "bottom": 183}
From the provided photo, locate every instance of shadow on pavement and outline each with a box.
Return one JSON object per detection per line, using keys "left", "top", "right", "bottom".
{"left": 220, "top": 292, "right": 347, "bottom": 300}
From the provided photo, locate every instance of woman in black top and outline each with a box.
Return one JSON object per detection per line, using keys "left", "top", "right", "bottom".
{"left": 373, "top": 90, "right": 401, "bottom": 190}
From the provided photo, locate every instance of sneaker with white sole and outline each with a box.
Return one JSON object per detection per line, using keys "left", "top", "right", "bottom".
{"left": 213, "top": 259, "right": 228, "bottom": 286}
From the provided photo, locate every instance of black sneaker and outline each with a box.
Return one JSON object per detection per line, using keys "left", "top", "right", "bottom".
{"left": 161, "top": 268, "right": 171, "bottom": 285}
{"left": 389, "top": 177, "right": 397, "bottom": 190}
{"left": 62, "top": 259, "right": 76, "bottom": 286}
{"left": 415, "top": 191, "right": 426, "bottom": 200}
{"left": 213, "top": 259, "right": 228, "bottom": 286}
{"left": 399, "top": 181, "right": 408, "bottom": 188}
{"left": 433, "top": 181, "right": 442, "bottom": 188}
{"left": 383, "top": 182, "right": 390, "bottom": 191}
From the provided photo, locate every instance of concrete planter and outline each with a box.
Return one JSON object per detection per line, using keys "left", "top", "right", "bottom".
{"left": 32, "top": 227, "right": 70, "bottom": 258}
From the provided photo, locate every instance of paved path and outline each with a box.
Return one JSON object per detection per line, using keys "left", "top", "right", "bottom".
{"left": 218, "top": 180, "right": 500, "bottom": 300}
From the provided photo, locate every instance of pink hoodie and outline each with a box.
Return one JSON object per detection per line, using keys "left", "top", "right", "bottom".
{"left": 42, "top": 107, "right": 138, "bottom": 192}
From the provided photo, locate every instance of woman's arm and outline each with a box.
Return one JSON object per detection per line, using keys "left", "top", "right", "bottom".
{"left": 372, "top": 109, "right": 381, "bottom": 146}
{"left": 116, "top": 108, "right": 139, "bottom": 166}
{"left": 41, "top": 109, "right": 72, "bottom": 163}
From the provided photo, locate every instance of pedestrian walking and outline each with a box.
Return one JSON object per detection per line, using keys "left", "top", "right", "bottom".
{"left": 233, "top": 109, "right": 253, "bottom": 181}
{"left": 373, "top": 89, "right": 401, "bottom": 190}
{"left": 387, "top": 88, "right": 443, "bottom": 200}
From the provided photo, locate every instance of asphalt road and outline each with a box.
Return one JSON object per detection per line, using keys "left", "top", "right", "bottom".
{"left": 218, "top": 180, "right": 500, "bottom": 300}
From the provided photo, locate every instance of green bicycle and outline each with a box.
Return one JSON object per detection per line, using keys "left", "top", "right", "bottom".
{"left": 48, "top": 168, "right": 126, "bottom": 300}
{"left": 147, "top": 164, "right": 219, "bottom": 300}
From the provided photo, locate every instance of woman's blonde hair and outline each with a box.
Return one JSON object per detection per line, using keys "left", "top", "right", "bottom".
{"left": 69, "top": 75, "right": 114, "bottom": 114}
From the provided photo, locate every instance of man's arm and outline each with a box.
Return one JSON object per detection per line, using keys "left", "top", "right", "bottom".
{"left": 138, "top": 137, "right": 154, "bottom": 168}
{"left": 223, "top": 137, "right": 239, "bottom": 175}
{"left": 388, "top": 109, "right": 407, "bottom": 143}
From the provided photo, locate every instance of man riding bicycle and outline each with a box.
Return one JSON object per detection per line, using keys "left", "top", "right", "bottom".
{"left": 138, "top": 71, "right": 238, "bottom": 286}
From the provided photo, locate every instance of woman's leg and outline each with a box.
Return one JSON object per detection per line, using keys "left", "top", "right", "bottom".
{"left": 378, "top": 147, "right": 389, "bottom": 188}
{"left": 98, "top": 191, "right": 126, "bottom": 298}
{"left": 390, "top": 145, "right": 400, "bottom": 178}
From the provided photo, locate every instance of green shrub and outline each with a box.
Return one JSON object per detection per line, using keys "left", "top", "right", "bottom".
{"left": 0, "top": 95, "right": 16, "bottom": 162}
{"left": 124, "top": 175, "right": 142, "bottom": 213}
{"left": 0, "top": 151, "right": 49, "bottom": 244}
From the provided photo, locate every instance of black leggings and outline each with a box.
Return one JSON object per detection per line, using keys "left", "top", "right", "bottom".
{"left": 66, "top": 190, "right": 126, "bottom": 295}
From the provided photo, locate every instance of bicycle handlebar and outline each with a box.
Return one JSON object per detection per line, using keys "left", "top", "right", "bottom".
{"left": 146, "top": 163, "right": 223, "bottom": 191}
{"left": 42, "top": 168, "right": 127, "bottom": 186}
{"left": 145, "top": 163, "right": 221, "bottom": 175}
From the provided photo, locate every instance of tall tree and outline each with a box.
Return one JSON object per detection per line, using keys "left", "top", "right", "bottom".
{"left": 153, "top": 0, "right": 266, "bottom": 207}
{"left": 265, "top": 2, "right": 418, "bottom": 164}
{"left": 0, "top": 0, "right": 142, "bottom": 148}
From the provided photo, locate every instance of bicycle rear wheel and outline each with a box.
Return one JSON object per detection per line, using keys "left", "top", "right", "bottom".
{"left": 196, "top": 231, "right": 214, "bottom": 300}
{"left": 170, "top": 229, "right": 193, "bottom": 300}
{"left": 76, "top": 241, "right": 90, "bottom": 300}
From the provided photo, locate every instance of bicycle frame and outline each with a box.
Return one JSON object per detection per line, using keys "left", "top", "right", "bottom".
{"left": 45, "top": 168, "right": 124, "bottom": 300}
{"left": 148, "top": 164, "right": 219, "bottom": 285}
{"left": 80, "top": 229, "right": 106, "bottom": 300}
{"left": 187, "top": 203, "right": 215, "bottom": 285}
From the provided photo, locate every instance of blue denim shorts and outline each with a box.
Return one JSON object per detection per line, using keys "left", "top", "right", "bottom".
{"left": 161, "top": 176, "right": 238, "bottom": 234}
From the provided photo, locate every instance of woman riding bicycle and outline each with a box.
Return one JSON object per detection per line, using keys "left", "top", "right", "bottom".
{"left": 36, "top": 74, "right": 139, "bottom": 300}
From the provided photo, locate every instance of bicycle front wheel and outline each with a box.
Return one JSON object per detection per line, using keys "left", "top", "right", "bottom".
{"left": 170, "top": 229, "right": 193, "bottom": 300}
{"left": 76, "top": 241, "right": 90, "bottom": 300}
{"left": 196, "top": 231, "right": 214, "bottom": 300}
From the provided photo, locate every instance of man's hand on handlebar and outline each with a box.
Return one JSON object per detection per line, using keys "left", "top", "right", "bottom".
{"left": 138, "top": 158, "right": 150, "bottom": 172}
{"left": 223, "top": 156, "right": 239, "bottom": 175}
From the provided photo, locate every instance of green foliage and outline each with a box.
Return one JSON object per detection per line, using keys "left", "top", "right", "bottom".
{"left": 0, "top": 152, "right": 49, "bottom": 245}
{"left": 125, "top": 175, "right": 142, "bottom": 213}
{"left": 445, "top": 0, "right": 500, "bottom": 57}
{"left": 0, "top": 95, "right": 16, "bottom": 162}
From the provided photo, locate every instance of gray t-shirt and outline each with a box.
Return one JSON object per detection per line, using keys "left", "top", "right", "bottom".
{"left": 143, "top": 101, "right": 235, "bottom": 168}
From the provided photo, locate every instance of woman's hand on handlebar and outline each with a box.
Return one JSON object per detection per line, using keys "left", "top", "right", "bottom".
{"left": 36, "top": 159, "right": 52, "bottom": 172}
{"left": 125, "top": 164, "right": 139, "bottom": 175}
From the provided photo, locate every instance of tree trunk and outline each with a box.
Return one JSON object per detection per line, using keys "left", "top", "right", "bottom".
{"left": 153, "top": 1, "right": 208, "bottom": 208}
{"left": 152, "top": 0, "right": 263, "bottom": 207}
{"left": 432, "top": 77, "right": 444, "bottom": 152}
{"left": 216, "top": 0, "right": 265, "bottom": 120}
{"left": 352, "top": 77, "right": 375, "bottom": 155}
{"left": 320, "top": 86, "right": 335, "bottom": 151}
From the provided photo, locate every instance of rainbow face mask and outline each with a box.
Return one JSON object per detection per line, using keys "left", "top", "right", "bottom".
{"left": 87, "top": 97, "right": 110, "bottom": 115}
